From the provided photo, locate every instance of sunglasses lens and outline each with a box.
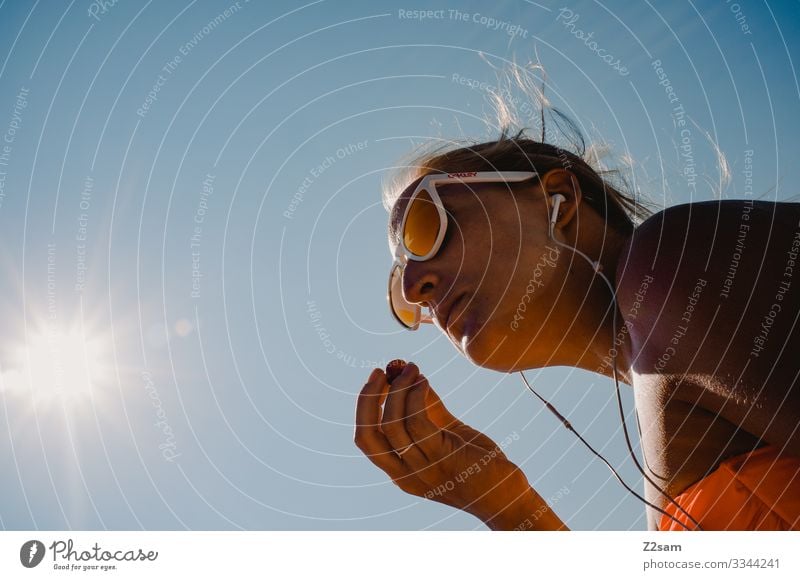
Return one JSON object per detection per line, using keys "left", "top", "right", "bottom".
{"left": 389, "top": 266, "right": 417, "bottom": 328}
{"left": 403, "top": 189, "right": 440, "bottom": 257}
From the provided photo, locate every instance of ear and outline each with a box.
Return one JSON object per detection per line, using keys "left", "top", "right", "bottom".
{"left": 540, "top": 168, "right": 582, "bottom": 230}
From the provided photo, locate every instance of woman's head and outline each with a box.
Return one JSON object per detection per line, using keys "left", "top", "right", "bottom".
{"left": 385, "top": 128, "right": 654, "bottom": 372}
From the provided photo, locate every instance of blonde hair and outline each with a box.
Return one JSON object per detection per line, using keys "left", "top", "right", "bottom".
{"left": 382, "top": 64, "right": 658, "bottom": 236}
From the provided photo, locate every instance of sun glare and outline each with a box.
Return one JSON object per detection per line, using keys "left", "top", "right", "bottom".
{"left": 1, "top": 326, "right": 111, "bottom": 405}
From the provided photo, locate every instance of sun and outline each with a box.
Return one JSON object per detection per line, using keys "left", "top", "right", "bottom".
{"left": 1, "top": 325, "right": 112, "bottom": 406}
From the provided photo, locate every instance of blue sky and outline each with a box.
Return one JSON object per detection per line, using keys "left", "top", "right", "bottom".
{"left": 0, "top": 0, "right": 797, "bottom": 530}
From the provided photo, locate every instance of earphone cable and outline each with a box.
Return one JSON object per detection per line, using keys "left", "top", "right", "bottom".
{"left": 517, "top": 370, "right": 694, "bottom": 530}
{"left": 513, "top": 213, "right": 701, "bottom": 530}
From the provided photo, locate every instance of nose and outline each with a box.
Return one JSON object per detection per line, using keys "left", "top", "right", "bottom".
{"left": 401, "top": 260, "right": 440, "bottom": 307}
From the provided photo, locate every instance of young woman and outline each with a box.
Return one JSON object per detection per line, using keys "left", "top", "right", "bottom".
{"left": 354, "top": 129, "right": 800, "bottom": 531}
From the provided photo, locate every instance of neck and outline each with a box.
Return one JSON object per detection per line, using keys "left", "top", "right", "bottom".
{"left": 567, "top": 212, "right": 635, "bottom": 386}
{"left": 572, "top": 298, "right": 635, "bottom": 386}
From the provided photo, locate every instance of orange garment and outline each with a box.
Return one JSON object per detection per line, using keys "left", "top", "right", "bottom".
{"left": 659, "top": 444, "right": 800, "bottom": 531}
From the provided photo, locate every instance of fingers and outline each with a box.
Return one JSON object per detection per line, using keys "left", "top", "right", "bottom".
{"left": 381, "top": 362, "right": 429, "bottom": 465}
{"left": 405, "top": 375, "right": 450, "bottom": 459}
{"left": 354, "top": 368, "right": 406, "bottom": 475}
{"left": 423, "top": 379, "right": 501, "bottom": 453}
{"left": 423, "top": 383, "right": 461, "bottom": 430}
{"left": 451, "top": 423, "right": 504, "bottom": 455}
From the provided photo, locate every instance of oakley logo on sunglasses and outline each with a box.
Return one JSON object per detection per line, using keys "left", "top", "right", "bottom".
{"left": 446, "top": 172, "right": 478, "bottom": 178}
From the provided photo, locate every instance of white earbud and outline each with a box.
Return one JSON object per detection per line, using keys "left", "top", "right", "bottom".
{"left": 550, "top": 193, "right": 566, "bottom": 225}
{"left": 546, "top": 192, "right": 602, "bottom": 273}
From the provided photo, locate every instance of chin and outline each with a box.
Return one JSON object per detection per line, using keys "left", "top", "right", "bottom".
{"left": 456, "top": 321, "right": 519, "bottom": 372}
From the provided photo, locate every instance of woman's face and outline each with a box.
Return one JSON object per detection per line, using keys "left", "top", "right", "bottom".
{"left": 388, "top": 169, "right": 584, "bottom": 372}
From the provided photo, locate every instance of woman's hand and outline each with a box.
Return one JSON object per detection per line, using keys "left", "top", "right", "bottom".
{"left": 354, "top": 362, "right": 565, "bottom": 530}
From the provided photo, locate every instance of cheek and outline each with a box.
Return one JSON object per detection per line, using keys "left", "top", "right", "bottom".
{"left": 448, "top": 227, "right": 527, "bottom": 313}
{"left": 455, "top": 216, "right": 517, "bottom": 282}
{"left": 489, "top": 242, "right": 565, "bottom": 324}
{"left": 449, "top": 210, "right": 557, "bottom": 311}
{"left": 483, "top": 212, "right": 542, "bottom": 278}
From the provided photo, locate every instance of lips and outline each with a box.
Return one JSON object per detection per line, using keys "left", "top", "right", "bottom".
{"left": 442, "top": 293, "right": 468, "bottom": 332}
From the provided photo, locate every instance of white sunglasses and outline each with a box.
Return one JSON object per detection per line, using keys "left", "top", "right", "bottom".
{"left": 387, "top": 171, "right": 538, "bottom": 329}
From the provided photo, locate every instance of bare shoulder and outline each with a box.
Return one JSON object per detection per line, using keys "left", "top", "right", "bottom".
{"left": 614, "top": 199, "right": 800, "bottom": 457}
{"left": 615, "top": 199, "right": 800, "bottom": 299}
{"left": 614, "top": 199, "right": 800, "bottom": 333}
